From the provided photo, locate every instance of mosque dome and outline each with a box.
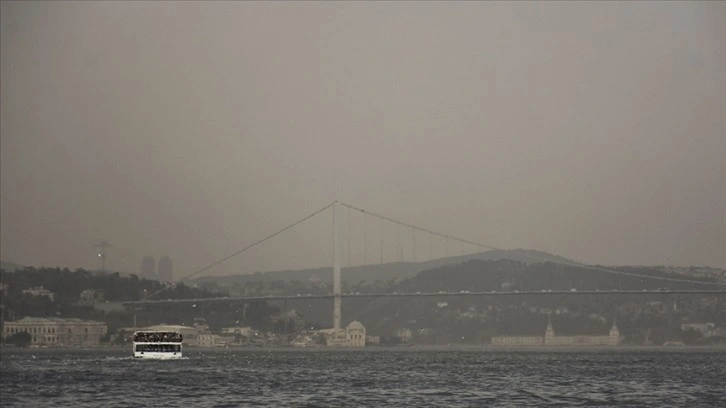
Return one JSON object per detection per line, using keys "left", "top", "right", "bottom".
{"left": 347, "top": 321, "right": 365, "bottom": 330}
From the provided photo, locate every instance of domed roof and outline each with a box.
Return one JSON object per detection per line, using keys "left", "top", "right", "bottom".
{"left": 347, "top": 320, "right": 365, "bottom": 330}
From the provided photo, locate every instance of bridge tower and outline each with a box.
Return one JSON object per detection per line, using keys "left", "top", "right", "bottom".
{"left": 333, "top": 201, "right": 341, "bottom": 329}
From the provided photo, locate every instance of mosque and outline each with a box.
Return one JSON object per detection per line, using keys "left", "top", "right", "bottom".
{"left": 317, "top": 320, "right": 367, "bottom": 347}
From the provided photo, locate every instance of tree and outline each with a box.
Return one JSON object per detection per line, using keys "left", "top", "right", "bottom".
{"left": 5, "top": 332, "right": 31, "bottom": 347}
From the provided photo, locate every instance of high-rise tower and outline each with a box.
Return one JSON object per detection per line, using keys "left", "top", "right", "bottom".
{"left": 158, "top": 256, "right": 173, "bottom": 282}
{"left": 140, "top": 256, "right": 157, "bottom": 280}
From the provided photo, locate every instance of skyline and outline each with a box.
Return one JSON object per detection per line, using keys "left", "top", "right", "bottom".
{"left": 1, "top": 2, "right": 725, "bottom": 276}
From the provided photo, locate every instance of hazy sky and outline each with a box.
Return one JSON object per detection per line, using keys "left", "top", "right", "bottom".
{"left": 2, "top": 1, "right": 725, "bottom": 278}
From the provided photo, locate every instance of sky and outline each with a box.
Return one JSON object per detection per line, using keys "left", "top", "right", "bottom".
{"left": 1, "top": 1, "right": 725, "bottom": 279}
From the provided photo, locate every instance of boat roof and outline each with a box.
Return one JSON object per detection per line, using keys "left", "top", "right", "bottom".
{"left": 133, "top": 330, "right": 182, "bottom": 334}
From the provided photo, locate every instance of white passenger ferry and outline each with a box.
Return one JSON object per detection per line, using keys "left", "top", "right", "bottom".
{"left": 132, "top": 331, "right": 183, "bottom": 359}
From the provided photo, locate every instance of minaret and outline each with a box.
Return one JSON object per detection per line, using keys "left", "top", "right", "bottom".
{"left": 609, "top": 317, "right": 620, "bottom": 346}
{"left": 545, "top": 315, "right": 555, "bottom": 345}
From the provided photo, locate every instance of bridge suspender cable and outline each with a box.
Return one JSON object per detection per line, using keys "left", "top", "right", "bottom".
{"left": 338, "top": 202, "right": 724, "bottom": 287}
{"left": 337, "top": 202, "right": 498, "bottom": 251}
{"left": 144, "top": 201, "right": 338, "bottom": 300}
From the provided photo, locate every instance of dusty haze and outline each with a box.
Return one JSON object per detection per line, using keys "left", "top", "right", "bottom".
{"left": 1, "top": 2, "right": 725, "bottom": 278}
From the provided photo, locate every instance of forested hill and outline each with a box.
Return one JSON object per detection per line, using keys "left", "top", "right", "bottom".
{"left": 396, "top": 259, "right": 723, "bottom": 293}
{"left": 0, "top": 261, "right": 24, "bottom": 272}
{"left": 192, "top": 248, "right": 575, "bottom": 286}
{"left": 0, "top": 267, "right": 213, "bottom": 302}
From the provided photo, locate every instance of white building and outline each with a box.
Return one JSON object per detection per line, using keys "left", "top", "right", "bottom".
{"left": 681, "top": 322, "right": 718, "bottom": 337}
{"left": 80, "top": 289, "right": 105, "bottom": 302}
{"left": 393, "top": 328, "right": 413, "bottom": 344}
{"left": 319, "top": 320, "right": 367, "bottom": 347}
{"left": 2, "top": 317, "right": 107, "bottom": 347}
{"left": 544, "top": 318, "right": 620, "bottom": 346}
{"left": 221, "top": 326, "right": 254, "bottom": 337}
{"left": 492, "top": 318, "right": 620, "bottom": 347}
{"left": 22, "top": 286, "right": 55, "bottom": 301}
{"left": 197, "top": 333, "right": 219, "bottom": 347}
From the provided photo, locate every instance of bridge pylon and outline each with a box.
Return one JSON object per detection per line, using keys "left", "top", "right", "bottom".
{"left": 333, "top": 201, "right": 341, "bottom": 329}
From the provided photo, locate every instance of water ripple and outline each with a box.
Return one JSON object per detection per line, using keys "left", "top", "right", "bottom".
{"left": 2, "top": 348, "right": 725, "bottom": 407}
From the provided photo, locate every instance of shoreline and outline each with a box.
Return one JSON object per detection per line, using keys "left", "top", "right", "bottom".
{"left": 3, "top": 343, "right": 725, "bottom": 353}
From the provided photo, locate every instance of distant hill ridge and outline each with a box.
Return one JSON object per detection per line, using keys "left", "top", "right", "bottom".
{"left": 0, "top": 261, "right": 25, "bottom": 272}
{"left": 192, "top": 249, "right": 575, "bottom": 285}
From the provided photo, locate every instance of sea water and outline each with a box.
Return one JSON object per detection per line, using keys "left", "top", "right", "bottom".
{"left": 2, "top": 348, "right": 725, "bottom": 407}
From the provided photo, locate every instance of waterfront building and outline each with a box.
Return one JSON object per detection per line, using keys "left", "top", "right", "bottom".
{"left": 393, "top": 328, "right": 413, "bottom": 344}
{"left": 2, "top": 317, "right": 107, "bottom": 347}
{"left": 319, "top": 320, "right": 367, "bottom": 347}
{"left": 491, "top": 335, "right": 543, "bottom": 346}
{"left": 197, "top": 333, "right": 219, "bottom": 347}
{"left": 290, "top": 334, "right": 317, "bottom": 347}
{"left": 366, "top": 335, "right": 381, "bottom": 346}
{"left": 544, "top": 317, "right": 620, "bottom": 346}
{"left": 491, "top": 318, "right": 620, "bottom": 347}
{"left": 221, "top": 326, "right": 254, "bottom": 337}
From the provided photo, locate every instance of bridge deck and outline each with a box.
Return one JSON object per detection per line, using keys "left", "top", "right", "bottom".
{"left": 123, "top": 289, "right": 726, "bottom": 306}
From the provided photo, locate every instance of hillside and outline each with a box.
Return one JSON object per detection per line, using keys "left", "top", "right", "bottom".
{"left": 191, "top": 248, "right": 575, "bottom": 288}
{"left": 290, "top": 259, "right": 726, "bottom": 345}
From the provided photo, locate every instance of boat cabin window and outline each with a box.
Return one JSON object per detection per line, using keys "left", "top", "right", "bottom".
{"left": 133, "top": 332, "right": 183, "bottom": 343}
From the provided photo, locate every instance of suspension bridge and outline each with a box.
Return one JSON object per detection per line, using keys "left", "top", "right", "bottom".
{"left": 126, "top": 201, "right": 726, "bottom": 327}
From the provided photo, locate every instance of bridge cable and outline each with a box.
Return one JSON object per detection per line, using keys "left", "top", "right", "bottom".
{"left": 339, "top": 202, "right": 499, "bottom": 251}
{"left": 338, "top": 202, "right": 725, "bottom": 287}
{"left": 144, "top": 201, "right": 337, "bottom": 300}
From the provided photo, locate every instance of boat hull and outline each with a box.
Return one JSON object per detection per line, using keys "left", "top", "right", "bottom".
{"left": 133, "top": 351, "right": 183, "bottom": 359}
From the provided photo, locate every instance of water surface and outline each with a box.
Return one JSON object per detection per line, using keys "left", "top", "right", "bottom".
{"left": 2, "top": 348, "right": 724, "bottom": 407}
